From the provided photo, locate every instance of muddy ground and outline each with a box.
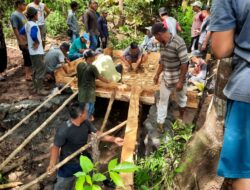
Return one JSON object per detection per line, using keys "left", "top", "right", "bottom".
{"left": 0, "top": 40, "right": 212, "bottom": 189}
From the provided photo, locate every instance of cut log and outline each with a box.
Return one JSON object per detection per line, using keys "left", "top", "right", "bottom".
{"left": 120, "top": 86, "right": 142, "bottom": 189}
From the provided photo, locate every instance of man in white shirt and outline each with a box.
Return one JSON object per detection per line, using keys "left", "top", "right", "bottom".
{"left": 26, "top": 0, "right": 50, "bottom": 48}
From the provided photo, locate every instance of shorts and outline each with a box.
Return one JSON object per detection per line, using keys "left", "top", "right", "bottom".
{"left": 86, "top": 102, "right": 95, "bottom": 120}
{"left": 19, "top": 45, "right": 32, "bottom": 67}
{"left": 54, "top": 175, "right": 75, "bottom": 190}
{"left": 217, "top": 99, "right": 250, "bottom": 178}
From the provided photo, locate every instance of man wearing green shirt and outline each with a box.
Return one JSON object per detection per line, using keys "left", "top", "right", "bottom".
{"left": 68, "top": 33, "right": 89, "bottom": 61}
{"left": 77, "top": 49, "right": 109, "bottom": 121}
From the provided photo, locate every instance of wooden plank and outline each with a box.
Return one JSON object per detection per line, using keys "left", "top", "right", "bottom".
{"left": 120, "top": 86, "right": 142, "bottom": 189}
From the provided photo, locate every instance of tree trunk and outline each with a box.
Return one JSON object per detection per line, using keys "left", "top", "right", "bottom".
{"left": 174, "top": 58, "right": 232, "bottom": 189}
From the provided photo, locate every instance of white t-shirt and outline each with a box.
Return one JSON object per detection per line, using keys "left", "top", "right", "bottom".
{"left": 28, "top": 2, "right": 46, "bottom": 25}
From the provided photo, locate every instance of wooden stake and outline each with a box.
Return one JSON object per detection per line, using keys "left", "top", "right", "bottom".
{"left": 0, "top": 91, "right": 78, "bottom": 171}
{"left": 100, "top": 90, "right": 116, "bottom": 132}
{"left": 0, "top": 77, "right": 76, "bottom": 143}
{"left": 0, "top": 182, "right": 22, "bottom": 189}
{"left": 19, "top": 120, "right": 127, "bottom": 190}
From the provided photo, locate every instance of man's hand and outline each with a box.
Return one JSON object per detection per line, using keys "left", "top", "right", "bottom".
{"left": 102, "top": 37, "right": 106, "bottom": 43}
{"left": 201, "top": 43, "right": 207, "bottom": 51}
{"left": 47, "top": 163, "right": 56, "bottom": 176}
{"left": 153, "top": 74, "right": 159, "bottom": 85}
{"left": 176, "top": 81, "right": 184, "bottom": 92}
{"left": 114, "top": 137, "right": 124, "bottom": 146}
{"left": 32, "top": 41, "right": 39, "bottom": 50}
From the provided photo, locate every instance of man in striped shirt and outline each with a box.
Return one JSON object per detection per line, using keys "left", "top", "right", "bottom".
{"left": 152, "top": 22, "right": 189, "bottom": 131}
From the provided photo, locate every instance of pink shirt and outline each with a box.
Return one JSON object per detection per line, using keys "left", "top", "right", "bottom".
{"left": 191, "top": 12, "right": 203, "bottom": 37}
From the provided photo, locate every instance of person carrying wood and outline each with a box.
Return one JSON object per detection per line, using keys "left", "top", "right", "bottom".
{"left": 26, "top": 0, "right": 50, "bottom": 48}
{"left": 47, "top": 102, "right": 123, "bottom": 190}
{"left": 77, "top": 49, "right": 110, "bottom": 121}
{"left": 209, "top": 0, "right": 250, "bottom": 189}
{"left": 152, "top": 22, "right": 189, "bottom": 131}
{"left": 19, "top": 7, "right": 49, "bottom": 96}
{"left": 10, "top": 0, "right": 32, "bottom": 81}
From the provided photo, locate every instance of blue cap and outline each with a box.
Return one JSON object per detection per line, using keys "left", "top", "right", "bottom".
{"left": 82, "top": 33, "right": 90, "bottom": 41}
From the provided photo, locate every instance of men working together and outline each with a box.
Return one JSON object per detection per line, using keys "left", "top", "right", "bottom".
{"left": 4, "top": 0, "right": 247, "bottom": 189}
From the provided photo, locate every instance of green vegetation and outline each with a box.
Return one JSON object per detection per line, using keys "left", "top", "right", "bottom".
{"left": 74, "top": 156, "right": 138, "bottom": 190}
{"left": 135, "top": 121, "right": 194, "bottom": 190}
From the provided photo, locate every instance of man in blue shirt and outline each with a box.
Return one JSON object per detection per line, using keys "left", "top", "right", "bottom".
{"left": 209, "top": 0, "right": 250, "bottom": 189}
{"left": 68, "top": 33, "right": 90, "bottom": 61}
{"left": 98, "top": 10, "right": 109, "bottom": 49}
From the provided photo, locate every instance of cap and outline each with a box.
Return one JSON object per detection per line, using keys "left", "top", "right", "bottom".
{"left": 83, "top": 49, "right": 97, "bottom": 59}
{"left": 191, "top": 1, "right": 203, "bottom": 8}
{"left": 158, "top": 7, "right": 168, "bottom": 16}
{"left": 26, "top": 7, "right": 37, "bottom": 18}
{"left": 189, "top": 50, "right": 204, "bottom": 58}
{"left": 145, "top": 26, "right": 152, "bottom": 31}
{"left": 151, "top": 22, "right": 168, "bottom": 35}
{"left": 82, "top": 33, "right": 90, "bottom": 41}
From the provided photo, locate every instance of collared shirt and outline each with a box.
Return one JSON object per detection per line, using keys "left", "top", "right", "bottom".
{"left": 84, "top": 8, "right": 99, "bottom": 36}
{"left": 67, "top": 10, "right": 79, "bottom": 34}
{"left": 159, "top": 34, "right": 189, "bottom": 88}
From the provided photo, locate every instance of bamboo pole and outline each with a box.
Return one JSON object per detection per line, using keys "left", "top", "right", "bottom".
{"left": 0, "top": 77, "right": 76, "bottom": 143}
{"left": 0, "top": 182, "right": 22, "bottom": 189}
{"left": 19, "top": 120, "right": 127, "bottom": 190}
{"left": 0, "top": 91, "right": 78, "bottom": 171}
{"left": 100, "top": 90, "right": 116, "bottom": 132}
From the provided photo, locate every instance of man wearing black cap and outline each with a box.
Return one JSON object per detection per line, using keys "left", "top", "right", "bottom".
{"left": 158, "top": 7, "right": 182, "bottom": 36}
{"left": 77, "top": 49, "right": 110, "bottom": 121}
{"left": 152, "top": 22, "right": 189, "bottom": 130}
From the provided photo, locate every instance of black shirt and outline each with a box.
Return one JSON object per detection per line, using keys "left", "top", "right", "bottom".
{"left": 54, "top": 120, "right": 97, "bottom": 164}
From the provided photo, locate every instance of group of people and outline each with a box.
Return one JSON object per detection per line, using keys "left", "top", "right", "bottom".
{"left": 1, "top": 0, "right": 249, "bottom": 189}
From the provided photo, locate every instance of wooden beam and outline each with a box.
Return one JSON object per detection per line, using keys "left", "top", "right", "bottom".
{"left": 120, "top": 86, "right": 142, "bottom": 189}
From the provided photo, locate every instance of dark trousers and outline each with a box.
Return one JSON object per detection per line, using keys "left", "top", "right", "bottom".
{"left": 0, "top": 48, "right": 7, "bottom": 73}
{"left": 101, "top": 37, "right": 108, "bottom": 49}
{"left": 30, "top": 54, "right": 46, "bottom": 89}
{"left": 189, "top": 36, "right": 200, "bottom": 52}
{"left": 19, "top": 45, "right": 32, "bottom": 67}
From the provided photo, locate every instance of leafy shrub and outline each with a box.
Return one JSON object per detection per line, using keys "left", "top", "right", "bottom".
{"left": 46, "top": 10, "right": 67, "bottom": 37}
{"left": 172, "top": 6, "right": 194, "bottom": 47}
{"left": 135, "top": 120, "right": 194, "bottom": 189}
{"left": 75, "top": 156, "right": 138, "bottom": 190}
